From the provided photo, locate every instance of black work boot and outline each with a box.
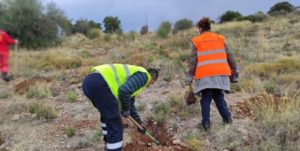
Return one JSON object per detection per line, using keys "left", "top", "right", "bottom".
{"left": 197, "top": 122, "right": 211, "bottom": 131}
{"left": 223, "top": 117, "right": 233, "bottom": 124}
{"left": 2, "top": 73, "right": 11, "bottom": 82}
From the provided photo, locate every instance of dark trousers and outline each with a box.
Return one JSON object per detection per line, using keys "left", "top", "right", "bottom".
{"left": 200, "top": 89, "right": 231, "bottom": 126}
{"left": 82, "top": 73, "right": 123, "bottom": 151}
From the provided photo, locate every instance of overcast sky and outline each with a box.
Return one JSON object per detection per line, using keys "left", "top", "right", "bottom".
{"left": 43, "top": 0, "right": 300, "bottom": 32}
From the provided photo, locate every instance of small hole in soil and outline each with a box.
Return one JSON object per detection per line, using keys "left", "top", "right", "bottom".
{"left": 123, "top": 120, "right": 189, "bottom": 151}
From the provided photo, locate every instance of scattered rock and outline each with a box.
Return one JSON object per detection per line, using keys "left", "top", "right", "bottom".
{"left": 32, "top": 114, "right": 37, "bottom": 119}
{"left": 172, "top": 139, "right": 181, "bottom": 145}
{"left": 66, "top": 144, "right": 71, "bottom": 148}
{"left": 11, "top": 115, "right": 21, "bottom": 121}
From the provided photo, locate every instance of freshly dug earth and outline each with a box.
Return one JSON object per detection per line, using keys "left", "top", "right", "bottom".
{"left": 123, "top": 121, "right": 190, "bottom": 151}
{"left": 14, "top": 77, "right": 51, "bottom": 95}
{"left": 230, "top": 93, "right": 281, "bottom": 119}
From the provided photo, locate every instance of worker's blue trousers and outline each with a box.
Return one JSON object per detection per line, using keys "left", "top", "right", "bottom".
{"left": 200, "top": 89, "right": 231, "bottom": 127}
{"left": 82, "top": 73, "right": 123, "bottom": 151}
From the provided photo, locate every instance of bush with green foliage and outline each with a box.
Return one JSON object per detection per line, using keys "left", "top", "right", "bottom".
{"left": 87, "top": 28, "right": 101, "bottom": 39}
{"left": 240, "top": 11, "right": 268, "bottom": 22}
{"left": 66, "top": 91, "right": 78, "bottom": 102}
{"left": 140, "top": 25, "right": 148, "bottom": 35}
{"left": 174, "top": 18, "right": 193, "bottom": 32}
{"left": 156, "top": 21, "right": 172, "bottom": 38}
{"left": 29, "top": 102, "right": 58, "bottom": 120}
{"left": 0, "top": 0, "right": 69, "bottom": 49}
{"left": 64, "top": 126, "right": 76, "bottom": 137}
{"left": 46, "top": 2, "right": 73, "bottom": 36}
{"left": 268, "top": 1, "right": 294, "bottom": 15}
{"left": 220, "top": 11, "right": 242, "bottom": 23}
{"left": 73, "top": 19, "right": 101, "bottom": 38}
{"left": 103, "top": 16, "right": 122, "bottom": 34}
{"left": 153, "top": 102, "right": 170, "bottom": 124}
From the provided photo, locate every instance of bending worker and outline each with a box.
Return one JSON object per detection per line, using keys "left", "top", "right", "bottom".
{"left": 82, "top": 64, "right": 159, "bottom": 151}
{"left": 0, "top": 29, "right": 17, "bottom": 82}
{"left": 187, "top": 17, "right": 239, "bottom": 130}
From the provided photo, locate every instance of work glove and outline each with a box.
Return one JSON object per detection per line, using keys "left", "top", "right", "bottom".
{"left": 121, "top": 110, "right": 130, "bottom": 118}
{"left": 230, "top": 71, "right": 239, "bottom": 83}
{"left": 185, "top": 75, "right": 193, "bottom": 85}
{"left": 137, "top": 122, "right": 147, "bottom": 134}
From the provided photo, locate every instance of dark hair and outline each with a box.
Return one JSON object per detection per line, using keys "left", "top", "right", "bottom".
{"left": 147, "top": 68, "right": 160, "bottom": 80}
{"left": 197, "top": 17, "right": 211, "bottom": 31}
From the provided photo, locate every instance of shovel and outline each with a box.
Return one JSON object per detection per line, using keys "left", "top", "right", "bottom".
{"left": 127, "top": 116, "right": 160, "bottom": 145}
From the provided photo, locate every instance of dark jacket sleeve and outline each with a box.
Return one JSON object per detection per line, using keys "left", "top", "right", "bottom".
{"left": 188, "top": 44, "right": 197, "bottom": 76}
{"left": 225, "top": 44, "right": 238, "bottom": 72}
{"left": 118, "top": 72, "right": 148, "bottom": 111}
{"left": 129, "top": 97, "right": 143, "bottom": 124}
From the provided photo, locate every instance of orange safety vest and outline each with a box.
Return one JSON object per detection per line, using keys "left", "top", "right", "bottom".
{"left": 191, "top": 32, "right": 231, "bottom": 80}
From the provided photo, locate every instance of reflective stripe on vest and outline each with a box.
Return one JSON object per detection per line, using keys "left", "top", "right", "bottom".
{"left": 197, "top": 49, "right": 226, "bottom": 56}
{"left": 192, "top": 32, "right": 231, "bottom": 79}
{"left": 90, "top": 64, "right": 151, "bottom": 109}
{"left": 197, "top": 59, "right": 228, "bottom": 67}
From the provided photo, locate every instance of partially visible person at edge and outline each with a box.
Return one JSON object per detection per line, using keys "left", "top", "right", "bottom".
{"left": 0, "top": 29, "right": 17, "bottom": 82}
{"left": 186, "top": 17, "right": 239, "bottom": 130}
{"left": 82, "top": 64, "right": 159, "bottom": 151}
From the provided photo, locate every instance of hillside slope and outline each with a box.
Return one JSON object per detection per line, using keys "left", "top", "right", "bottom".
{"left": 0, "top": 13, "right": 300, "bottom": 151}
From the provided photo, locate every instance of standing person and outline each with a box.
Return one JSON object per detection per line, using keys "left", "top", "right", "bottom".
{"left": 0, "top": 30, "right": 17, "bottom": 82}
{"left": 82, "top": 64, "right": 159, "bottom": 151}
{"left": 186, "top": 17, "right": 239, "bottom": 130}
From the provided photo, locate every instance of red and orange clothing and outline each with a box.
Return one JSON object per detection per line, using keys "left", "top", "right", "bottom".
{"left": 0, "top": 30, "right": 16, "bottom": 73}
{"left": 188, "top": 31, "right": 238, "bottom": 93}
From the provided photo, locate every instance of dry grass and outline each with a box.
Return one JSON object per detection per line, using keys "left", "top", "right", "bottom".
{"left": 2, "top": 13, "right": 300, "bottom": 151}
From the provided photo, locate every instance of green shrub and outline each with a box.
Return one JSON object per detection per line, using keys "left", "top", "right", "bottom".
{"left": 104, "top": 34, "right": 111, "bottom": 42}
{"left": 103, "top": 16, "right": 122, "bottom": 33}
{"left": 220, "top": 11, "right": 242, "bottom": 23}
{"left": 87, "top": 28, "right": 100, "bottom": 39}
{"left": 26, "top": 82, "right": 52, "bottom": 99}
{"left": 93, "top": 129, "right": 103, "bottom": 142}
{"left": 0, "top": 0, "right": 69, "bottom": 49}
{"left": 64, "top": 126, "right": 76, "bottom": 137}
{"left": 185, "top": 134, "right": 203, "bottom": 151}
{"left": 156, "top": 21, "right": 172, "bottom": 38}
{"left": 264, "top": 82, "right": 277, "bottom": 94}
{"left": 174, "top": 18, "right": 193, "bottom": 31}
{"left": 76, "top": 139, "right": 90, "bottom": 149}
{"left": 240, "top": 12, "right": 268, "bottom": 22}
{"left": 73, "top": 19, "right": 101, "bottom": 36}
{"left": 153, "top": 102, "right": 170, "bottom": 125}
{"left": 171, "top": 123, "right": 179, "bottom": 132}
{"left": 127, "top": 31, "right": 136, "bottom": 41}
{"left": 169, "top": 96, "right": 185, "bottom": 112}
{"left": 0, "top": 90, "right": 11, "bottom": 99}
{"left": 268, "top": 1, "right": 294, "bottom": 15}
{"left": 253, "top": 93, "right": 300, "bottom": 150}
{"left": 140, "top": 25, "right": 148, "bottom": 35}
{"left": 52, "top": 56, "right": 82, "bottom": 69}
{"left": 136, "top": 103, "right": 146, "bottom": 112}
{"left": 29, "top": 102, "right": 58, "bottom": 120}
{"left": 66, "top": 91, "right": 78, "bottom": 102}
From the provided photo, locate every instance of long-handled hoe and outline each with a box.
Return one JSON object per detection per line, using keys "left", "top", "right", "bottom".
{"left": 128, "top": 116, "right": 160, "bottom": 145}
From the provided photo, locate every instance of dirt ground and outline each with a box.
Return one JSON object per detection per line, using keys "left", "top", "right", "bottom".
{"left": 0, "top": 76, "right": 252, "bottom": 151}
{"left": 123, "top": 120, "right": 189, "bottom": 151}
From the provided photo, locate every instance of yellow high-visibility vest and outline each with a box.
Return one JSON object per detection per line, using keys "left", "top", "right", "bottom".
{"left": 91, "top": 64, "right": 151, "bottom": 109}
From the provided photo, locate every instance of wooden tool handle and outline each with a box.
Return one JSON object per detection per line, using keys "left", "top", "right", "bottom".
{"left": 128, "top": 116, "right": 160, "bottom": 145}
